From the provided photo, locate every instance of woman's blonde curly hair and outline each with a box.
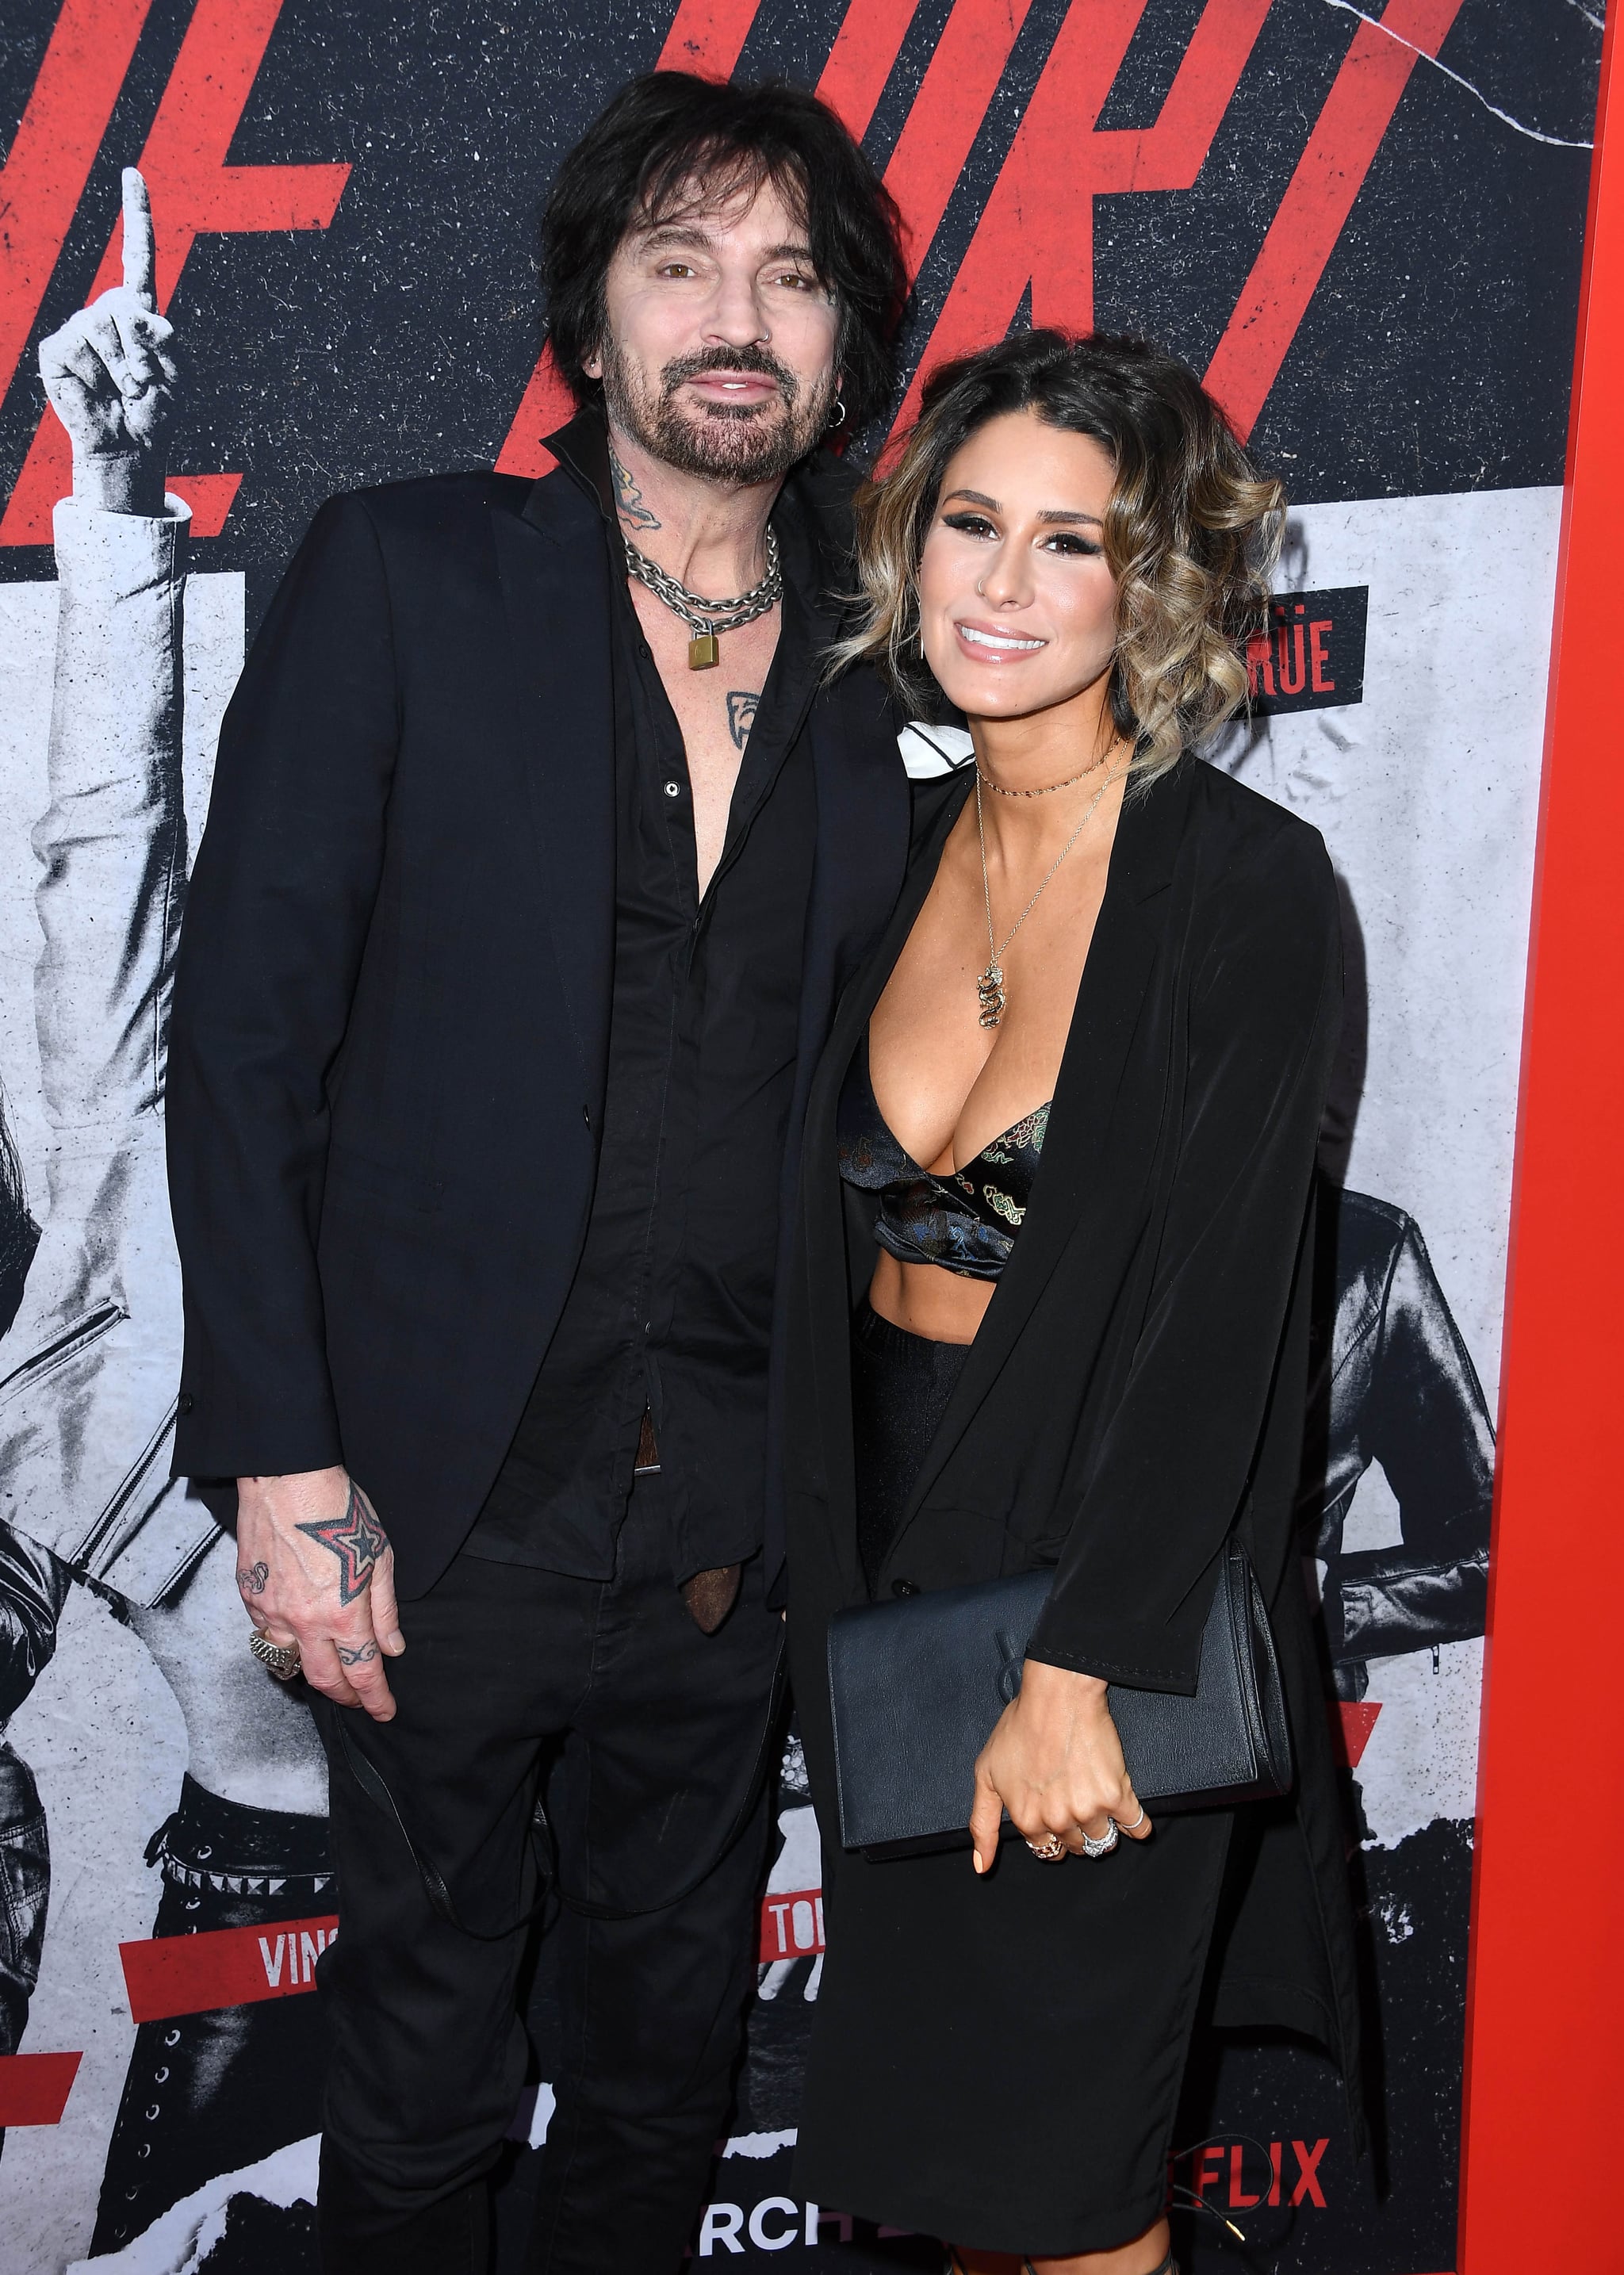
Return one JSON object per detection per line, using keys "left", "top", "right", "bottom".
{"left": 831, "top": 329, "right": 1285, "bottom": 784}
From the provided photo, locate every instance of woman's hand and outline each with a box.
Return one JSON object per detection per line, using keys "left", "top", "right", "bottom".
{"left": 968, "top": 1660, "right": 1153, "bottom": 1871}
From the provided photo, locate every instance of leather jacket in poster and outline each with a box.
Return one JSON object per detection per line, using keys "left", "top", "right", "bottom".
{"left": 1304, "top": 1179, "right": 1493, "bottom": 1674}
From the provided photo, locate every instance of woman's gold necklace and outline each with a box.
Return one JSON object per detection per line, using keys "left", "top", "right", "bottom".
{"left": 975, "top": 751, "right": 1107, "bottom": 799}
{"left": 974, "top": 760, "right": 1128, "bottom": 1028}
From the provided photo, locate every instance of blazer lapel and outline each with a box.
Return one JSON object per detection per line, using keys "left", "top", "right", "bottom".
{"left": 795, "top": 775, "right": 968, "bottom": 1516}
{"left": 489, "top": 469, "right": 616, "bottom": 1113}
{"left": 899, "top": 760, "right": 1195, "bottom": 1518}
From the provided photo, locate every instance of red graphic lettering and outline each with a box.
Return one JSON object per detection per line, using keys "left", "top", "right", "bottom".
{"left": 656, "top": 0, "right": 767, "bottom": 78}
{"left": 1204, "top": 0, "right": 1466, "bottom": 440}
{"left": 1331, "top": 1698, "right": 1383, "bottom": 1767}
{"left": 0, "top": 2051, "right": 82, "bottom": 2127}
{"left": 494, "top": 342, "right": 574, "bottom": 480}
{"left": 1277, "top": 615, "right": 1308, "bottom": 695}
{"left": 758, "top": 1886, "right": 826, "bottom": 1963}
{"left": 1229, "top": 2142, "right": 1262, "bottom": 2208}
{"left": 1268, "top": 2139, "right": 1283, "bottom": 2206}
{"left": 1247, "top": 629, "right": 1275, "bottom": 697}
{"left": 119, "top": 1912, "right": 339, "bottom": 2024}
{"left": 1193, "top": 2143, "right": 1224, "bottom": 2200}
{"left": 885, "top": 0, "right": 1274, "bottom": 449}
{"left": 875, "top": 0, "right": 1037, "bottom": 274}
{"left": 815, "top": 0, "right": 927, "bottom": 144}
{"left": 0, "top": 0, "right": 157, "bottom": 411}
{"left": 1291, "top": 2136, "right": 1330, "bottom": 2207}
{"left": 2, "top": 0, "right": 350, "bottom": 544}
{"left": 1310, "top": 620, "right": 1335, "bottom": 691}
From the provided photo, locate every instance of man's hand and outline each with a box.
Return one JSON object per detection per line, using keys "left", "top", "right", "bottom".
{"left": 967, "top": 1659, "right": 1153, "bottom": 1872}
{"left": 236, "top": 1467, "right": 405, "bottom": 1721}
{"left": 37, "top": 168, "right": 176, "bottom": 516}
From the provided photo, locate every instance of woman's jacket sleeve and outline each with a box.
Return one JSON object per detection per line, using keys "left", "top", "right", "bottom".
{"left": 1025, "top": 819, "right": 1342, "bottom": 1691}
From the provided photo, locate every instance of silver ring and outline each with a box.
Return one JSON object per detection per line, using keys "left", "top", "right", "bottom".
{"left": 1025, "top": 1833, "right": 1066, "bottom": 1862}
{"left": 1116, "top": 1805, "right": 1147, "bottom": 1833}
{"left": 248, "top": 1631, "right": 301, "bottom": 1681}
{"left": 1081, "top": 1822, "right": 1120, "bottom": 1859}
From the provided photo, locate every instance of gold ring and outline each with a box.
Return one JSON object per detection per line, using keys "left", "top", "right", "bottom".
{"left": 1025, "top": 1833, "right": 1066, "bottom": 1862}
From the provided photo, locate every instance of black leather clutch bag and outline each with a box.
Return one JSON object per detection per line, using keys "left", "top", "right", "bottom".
{"left": 826, "top": 1536, "right": 1293, "bottom": 1857}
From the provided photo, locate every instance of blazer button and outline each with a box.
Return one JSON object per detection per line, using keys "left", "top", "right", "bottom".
{"left": 178, "top": 1392, "right": 194, "bottom": 1415}
{"left": 891, "top": 1578, "right": 919, "bottom": 1598}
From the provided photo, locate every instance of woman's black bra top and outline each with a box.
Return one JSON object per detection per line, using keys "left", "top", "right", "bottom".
{"left": 837, "top": 1037, "right": 1050, "bottom": 1282}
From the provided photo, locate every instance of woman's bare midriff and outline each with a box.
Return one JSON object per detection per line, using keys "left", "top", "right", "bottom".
{"left": 868, "top": 1248, "right": 994, "bottom": 1346}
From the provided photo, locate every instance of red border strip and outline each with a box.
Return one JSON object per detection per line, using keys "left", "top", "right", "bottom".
{"left": 1457, "top": 3, "right": 1622, "bottom": 2270}
{"left": 0, "top": 2051, "right": 82, "bottom": 2127}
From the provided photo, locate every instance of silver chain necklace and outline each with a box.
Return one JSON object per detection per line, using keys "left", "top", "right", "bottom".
{"left": 975, "top": 763, "right": 1128, "bottom": 1028}
{"left": 623, "top": 527, "right": 782, "bottom": 671}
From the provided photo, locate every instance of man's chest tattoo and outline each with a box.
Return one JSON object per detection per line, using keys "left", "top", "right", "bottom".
{"left": 296, "top": 1482, "right": 388, "bottom": 1603}
{"left": 727, "top": 690, "right": 760, "bottom": 749}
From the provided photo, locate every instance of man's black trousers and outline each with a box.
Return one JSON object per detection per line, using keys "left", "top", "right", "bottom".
{"left": 311, "top": 1483, "right": 783, "bottom": 2275}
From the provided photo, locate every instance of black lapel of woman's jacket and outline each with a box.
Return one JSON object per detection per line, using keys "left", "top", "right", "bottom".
{"left": 488, "top": 469, "right": 617, "bottom": 1120}
{"left": 793, "top": 769, "right": 970, "bottom": 1591}
{"left": 896, "top": 756, "right": 1198, "bottom": 1526}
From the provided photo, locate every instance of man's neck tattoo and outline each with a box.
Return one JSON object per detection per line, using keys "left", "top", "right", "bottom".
{"left": 296, "top": 1481, "right": 388, "bottom": 1604}
{"left": 611, "top": 445, "right": 661, "bottom": 532}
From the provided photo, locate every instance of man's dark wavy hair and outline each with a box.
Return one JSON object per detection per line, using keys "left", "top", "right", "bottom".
{"left": 541, "top": 73, "right": 911, "bottom": 436}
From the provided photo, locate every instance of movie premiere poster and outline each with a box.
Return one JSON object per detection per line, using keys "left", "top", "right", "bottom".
{"left": 0, "top": 1, "right": 1603, "bottom": 2267}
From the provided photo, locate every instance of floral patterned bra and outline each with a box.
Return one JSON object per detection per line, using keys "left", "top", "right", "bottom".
{"left": 836, "top": 1038, "right": 1051, "bottom": 1283}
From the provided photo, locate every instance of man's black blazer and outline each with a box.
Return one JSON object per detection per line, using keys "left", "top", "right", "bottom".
{"left": 165, "top": 421, "right": 910, "bottom": 1598}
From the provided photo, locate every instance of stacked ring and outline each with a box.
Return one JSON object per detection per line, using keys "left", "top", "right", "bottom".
{"left": 1081, "top": 1822, "right": 1120, "bottom": 1859}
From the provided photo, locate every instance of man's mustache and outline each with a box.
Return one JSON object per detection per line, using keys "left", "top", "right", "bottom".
{"left": 661, "top": 345, "right": 799, "bottom": 405}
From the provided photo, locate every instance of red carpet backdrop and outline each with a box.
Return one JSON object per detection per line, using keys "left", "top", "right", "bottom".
{"left": 0, "top": 2, "right": 1605, "bottom": 2268}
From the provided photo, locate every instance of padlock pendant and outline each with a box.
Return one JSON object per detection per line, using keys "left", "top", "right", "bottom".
{"left": 688, "top": 629, "right": 720, "bottom": 670}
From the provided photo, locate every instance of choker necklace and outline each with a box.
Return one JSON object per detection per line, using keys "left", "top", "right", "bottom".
{"left": 975, "top": 763, "right": 1127, "bottom": 1028}
{"left": 975, "top": 749, "right": 1113, "bottom": 799}
{"left": 623, "top": 528, "right": 782, "bottom": 670}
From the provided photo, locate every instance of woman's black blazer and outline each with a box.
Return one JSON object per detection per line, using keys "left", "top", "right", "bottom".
{"left": 784, "top": 752, "right": 1365, "bottom": 2128}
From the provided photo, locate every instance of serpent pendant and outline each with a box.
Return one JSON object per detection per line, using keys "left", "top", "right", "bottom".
{"left": 977, "top": 963, "right": 1006, "bottom": 1028}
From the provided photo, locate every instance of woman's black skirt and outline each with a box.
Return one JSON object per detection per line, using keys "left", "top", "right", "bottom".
{"left": 794, "top": 1304, "right": 1235, "bottom": 2258}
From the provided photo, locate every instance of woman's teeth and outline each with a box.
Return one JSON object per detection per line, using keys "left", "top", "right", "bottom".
{"left": 959, "top": 625, "right": 1044, "bottom": 653}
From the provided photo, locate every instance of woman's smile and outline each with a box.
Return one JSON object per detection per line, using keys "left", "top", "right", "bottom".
{"left": 954, "top": 618, "right": 1048, "bottom": 659}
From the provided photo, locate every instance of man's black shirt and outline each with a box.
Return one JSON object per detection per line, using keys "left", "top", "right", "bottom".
{"left": 465, "top": 417, "right": 826, "bottom": 1584}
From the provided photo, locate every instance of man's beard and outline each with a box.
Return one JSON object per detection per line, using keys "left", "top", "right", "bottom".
{"left": 599, "top": 338, "right": 833, "bottom": 485}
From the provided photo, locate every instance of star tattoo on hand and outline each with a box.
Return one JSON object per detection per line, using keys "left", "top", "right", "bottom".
{"left": 296, "top": 1481, "right": 389, "bottom": 1605}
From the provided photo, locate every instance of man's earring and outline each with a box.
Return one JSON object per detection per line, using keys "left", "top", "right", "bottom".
{"left": 826, "top": 394, "right": 848, "bottom": 431}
